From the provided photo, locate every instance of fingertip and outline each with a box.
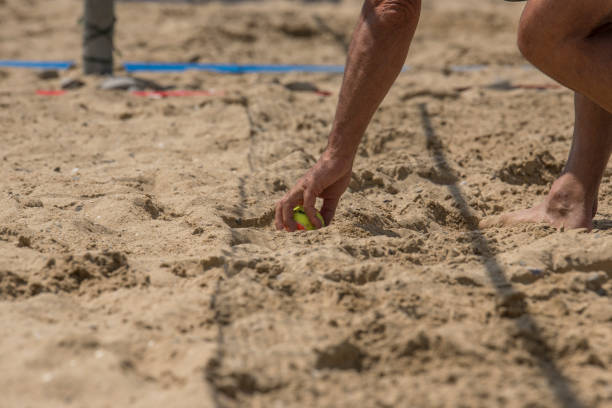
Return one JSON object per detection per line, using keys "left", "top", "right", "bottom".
{"left": 320, "top": 211, "right": 334, "bottom": 227}
{"left": 320, "top": 199, "right": 338, "bottom": 226}
{"left": 288, "top": 212, "right": 299, "bottom": 231}
{"left": 286, "top": 221, "right": 298, "bottom": 232}
{"left": 282, "top": 203, "right": 298, "bottom": 233}
{"left": 302, "top": 189, "right": 321, "bottom": 229}
{"left": 274, "top": 203, "right": 284, "bottom": 231}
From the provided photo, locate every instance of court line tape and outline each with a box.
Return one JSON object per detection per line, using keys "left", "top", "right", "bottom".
{"left": 123, "top": 62, "right": 346, "bottom": 73}
{"left": 1, "top": 60, "right": 536, "bottom": 74}
{"left": 0, "top": 61, "right": 74, "bottom": 70}
{"left": 124, "top": 62, "right": 535, "bottom": 73}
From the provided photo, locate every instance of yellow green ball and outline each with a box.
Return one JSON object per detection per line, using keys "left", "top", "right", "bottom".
{"left": 293, "top": 206, "right": 325, "bottom": 230}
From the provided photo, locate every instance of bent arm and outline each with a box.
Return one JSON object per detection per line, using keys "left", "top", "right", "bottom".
{"left": 327, "top": 0, "right": 421, "bottom": 159}
{"left": 274, "top": 0, "right": 421, "bottom": 231}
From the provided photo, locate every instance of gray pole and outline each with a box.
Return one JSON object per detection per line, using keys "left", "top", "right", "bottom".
{"left": 83, "top": 0, "right": 115, "bottom": 75}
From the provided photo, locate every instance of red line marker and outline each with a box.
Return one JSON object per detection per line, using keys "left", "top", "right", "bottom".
{"left": 36, "top": 90, "right": 67, "bottom": 96}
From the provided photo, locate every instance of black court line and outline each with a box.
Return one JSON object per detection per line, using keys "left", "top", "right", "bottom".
{"left": 205, "top": 276, "right": 225, "bottom": 408}
{"left": 418, "top": 103, "right": 586, "bottom": 408}
{"left": 204, "top": 99, "right": 259, "bottom": 408}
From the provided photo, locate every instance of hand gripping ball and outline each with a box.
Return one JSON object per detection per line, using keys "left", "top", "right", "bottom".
{"left": 293, "top": 206, "right": 325, "bottom": 230}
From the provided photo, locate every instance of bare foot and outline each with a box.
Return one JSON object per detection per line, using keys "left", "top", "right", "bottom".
{"left": 480, "top": 174, "right": 596, "bottom": 231}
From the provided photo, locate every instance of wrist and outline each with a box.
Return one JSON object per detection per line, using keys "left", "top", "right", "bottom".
{"left": 322, "top": 146, "right": 355, "bottom": 164}
{"left": 320, "top": 147, "right": 355, "bottom": 176}
{"left": 325, "top": 134, "right": 359, "bottom": 162}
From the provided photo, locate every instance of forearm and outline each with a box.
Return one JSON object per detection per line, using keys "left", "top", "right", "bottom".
{"left": 327, "top": 0, "right": 421, "bottom": 159}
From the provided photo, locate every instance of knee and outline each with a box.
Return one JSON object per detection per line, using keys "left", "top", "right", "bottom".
{"left": 365, "top": 0, "right": 421, "bottom": 31}
{"left": 517, "top": 11, "right": 546, "bottom": 64}
{"left": 517, "top": 2, "right": 576, "bottom": 66}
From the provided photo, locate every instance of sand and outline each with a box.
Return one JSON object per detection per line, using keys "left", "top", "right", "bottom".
{"left": 1, "top": 0, "right": 611, "bottom": 407}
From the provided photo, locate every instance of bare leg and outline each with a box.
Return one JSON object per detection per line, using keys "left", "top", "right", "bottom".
{"left": 480, "top": 93, "right": 612, "bottom": 230}
{"left": 517, "top": 0, "right": 612, "bottom": 114}
{"left": 480, "top": 0, "right": 612, "bottom": 231}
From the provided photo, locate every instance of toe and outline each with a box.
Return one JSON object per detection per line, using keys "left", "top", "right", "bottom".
{"left": 478, "top": 215, "right": 501, "bottom": 229}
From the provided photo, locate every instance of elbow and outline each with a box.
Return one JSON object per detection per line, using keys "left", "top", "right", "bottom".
{"left": 365, "top": 0, "right": 421, "bottom": 32}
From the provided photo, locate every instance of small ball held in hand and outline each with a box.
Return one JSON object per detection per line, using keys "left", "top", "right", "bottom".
{"left": 293, "top": 206, "right": 325, "bottom": 230}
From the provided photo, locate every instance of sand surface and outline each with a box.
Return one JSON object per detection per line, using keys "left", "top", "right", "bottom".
{"left": 1, "top": 0, "right": 611, "bottom": 407}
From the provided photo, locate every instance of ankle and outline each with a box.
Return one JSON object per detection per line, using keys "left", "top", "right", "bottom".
{"left": 545, "top": 174, "right": 593, "bottom": 217}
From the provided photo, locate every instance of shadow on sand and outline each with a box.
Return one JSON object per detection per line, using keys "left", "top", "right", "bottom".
{"left": 419, "top": 102, "right": 586, "bottom": 408}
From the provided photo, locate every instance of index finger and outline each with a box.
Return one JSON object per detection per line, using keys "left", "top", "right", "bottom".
{"left": 274, "top": 201, "right": 284, "bottom": 230}
{"left": 303, "top": 188, "right": 322, "bottom": 229}
{"left": 281, "top": 199, "right": 298, "bottom": 232}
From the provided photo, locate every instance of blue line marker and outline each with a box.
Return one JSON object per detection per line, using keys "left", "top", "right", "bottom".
{"left": 0, "top": 60, "right": 74, "bottom": 70}
{"left": 449, "top": 64, "right": 488, "bottom": 73}
{"left": 124, "top": 62, "right": 414, "bottom": 74}
{"left": 0, "top": 60, "right": 529, "bottom": 74}
{"left": 123, "top": 62, "right": 346, "bottom": 74}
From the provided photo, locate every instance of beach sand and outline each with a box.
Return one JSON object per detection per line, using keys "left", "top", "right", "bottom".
{"left": 1, "top": 0, "right": 611, "bottom": 406}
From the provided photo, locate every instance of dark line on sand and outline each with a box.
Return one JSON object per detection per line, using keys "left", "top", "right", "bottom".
{"left": 418, "top": 103, "right": 586, "bottom": 408}
{"left": 204, "top": 98, "right": 260, "bottom": 407}
{"left": 206, "top": 276, "right": 225, "bottom": 408}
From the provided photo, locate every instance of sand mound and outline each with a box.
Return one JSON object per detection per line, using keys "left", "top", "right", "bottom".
{"left": 0, "top": 251, "right": 148, "bottom": 300}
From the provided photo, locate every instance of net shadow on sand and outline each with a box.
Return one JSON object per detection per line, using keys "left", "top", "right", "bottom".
{"left": 418, "top": 102, "right": 587, "bottom": 408}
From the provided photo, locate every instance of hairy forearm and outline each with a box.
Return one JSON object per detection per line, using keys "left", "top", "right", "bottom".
{"left": 326, "top": 0, "right": 421, "bottom": 159}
